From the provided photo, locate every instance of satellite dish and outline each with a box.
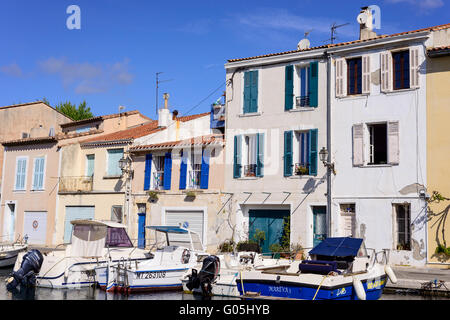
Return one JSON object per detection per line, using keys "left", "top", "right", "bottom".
{"left": 297, "top": 38, "right": 310, "bottom": 50}
{"left": 357, "top": 13, "right": 368, "bottom": 25}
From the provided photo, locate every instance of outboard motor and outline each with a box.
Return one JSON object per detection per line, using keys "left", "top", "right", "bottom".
{"left": 186, "top": 255, "right": 220, "bottom": 296}
{"left": 6, "top": 249, "right": 44, "bottom": 292}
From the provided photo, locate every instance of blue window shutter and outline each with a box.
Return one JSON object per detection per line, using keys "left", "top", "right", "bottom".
{"left": 179, "top": 151, "right": 187, "bottom": 190}
{"left": 309, "top": 129, "right": 318, "bottom": 176}
{"left": 233, "top": 135, "right": 242, "bottom": 178}
{"left": 243, "top": 72, "right": 251, "bottom": 113}
{"left": 163, "top": 152, "right": 172, "bottom": 190}
{"left": 144, "top": 154, "right": 152, "bottom": 191}
{"left": 309, "top": 61, "right": 319, "bottom": 107}
{"left": 284, "top": 131, "right": 293, "bottom": 177}
{"left": 250, "top": 71, "right": 258, "bottom": 113}
{"left": 200, "top": 149, "right": 210, "bottom": 189}
{"left": 256, "top": 133, "right": 264, "bottom": 177}
{"left": 285, "top": 65, "right": 294, "bottom": 111}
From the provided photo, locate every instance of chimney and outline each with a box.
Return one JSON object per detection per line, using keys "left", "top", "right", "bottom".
{"left": 158, "top": 92, "right": 171, "bottom": 127}
{"left": 358, "top": 7, "right": 377, "bottom": 40}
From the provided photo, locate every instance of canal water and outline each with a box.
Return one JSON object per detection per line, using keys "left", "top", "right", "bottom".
{"left": 0, "top": 266, "right": 447, "bottom": 301}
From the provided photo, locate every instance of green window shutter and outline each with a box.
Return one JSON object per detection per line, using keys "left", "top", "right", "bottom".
{"left": 243, "top": 72, "right": 251, "bottom": 113}
{"left": 250, "top": 70, "right": 258, "bottom": 113}
{"left": 233, "top": 135, "right": 242, "bottom": 178}
{"left": 309, "top": 129, "right": 318, "bottom": 176}
{"left": 285, "top": 65, "right": 294, "bottom": 111}
{"left": 284, "top": 131, "right": 293, "bottom": 177}
{"left": 256, "top": 133, "right": 264, "bottom": 177}
{"left": 309, "top": 61, "right": 319, "bottom": 107}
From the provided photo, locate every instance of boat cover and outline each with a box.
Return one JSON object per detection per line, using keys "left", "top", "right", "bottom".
{"left": 146, "top": 226, "right": 189, "bottom": 234}
{"left": 309, "top": 237, "right": 363, "bottom": 258}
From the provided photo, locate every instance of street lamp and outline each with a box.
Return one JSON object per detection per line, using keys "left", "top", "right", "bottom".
{"left": 319, "top": 147, "right": 336, "bottom": 175}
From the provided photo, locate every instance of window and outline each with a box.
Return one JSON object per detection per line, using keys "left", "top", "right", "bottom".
{"left": 368, "top": 123, "right": 388, "bottom": 165}
{"left": 293, "top": 131, "right": 311, "bottom": 175}
{"left": 243, "top": 135, "right": 257, "bottom": 177}
{"left": 86, "top": 154, "right": 95, "bottom": 177}
{"left": 340, "top": 204, "right": 356, "bottom": 237}
{"left": 111, "top": 206, "right": 123, "bottom": 223}
{"left": 243, "top": 70, "right": 258, "bottom": 114}
{"left": 32, "top": 157, "right": 45, "bottom": 190}
{"left": 179, "top": 148, "right": 210, "bottom": 190}
{"left": 284, "top": 130, "right": 318, "bottom": 177}
{"left": 153, "top": 155, "right": 165, "bottom": 190}
{"left": 286, "top": 62, "right": 318, "bottom": 111}
{"left": 296, "top": 66, "right": 310, "bottom": 107}
{"left": 14, "top": 157, "right": 27, "bottom": 190}
{"left": 347, "top": 57, "right": 362, "bottom": 95}
{"left": 188, "top": 151, "right": 202, "bottom": 189}
{"left": 107, "top": 148, "right": 123, "bottom": 176}
{"left": 393, "top": 50, "right": 410, "bottom": 90}
{"left": 144, "top": 153, "right": 172, "bottom": 191}
{"left": 394, "top": 204, "right": 411, "bottom": 250}
{"left": 233, "top": 134, "right": 264, "bottom": 178}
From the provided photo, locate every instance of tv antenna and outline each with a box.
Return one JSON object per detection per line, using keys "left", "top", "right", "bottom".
{"left": 329, "top": 22, "right": 349, "bottom": 44}
{"left": 155, "top": 72, "right": 174, "bottom": 115}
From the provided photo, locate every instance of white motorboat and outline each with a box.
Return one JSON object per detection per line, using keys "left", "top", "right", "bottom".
{"left": 95, "top": 225, "right": 209, "bottom": 293}
{"left": 12, "top": 220, "right": 153, "bottom": 289}
{"left": 182, "top": 251, "right": 292, "bottom": 297}
{"left": 235, "top": 237, "right": 398, "bottom": 300}
{"left": 0, "top": 242, "right": 28, "bottom": 268}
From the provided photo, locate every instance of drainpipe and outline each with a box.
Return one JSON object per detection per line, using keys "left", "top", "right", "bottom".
{"left": 325, "top": 51, "right": 332, "bottom": 237}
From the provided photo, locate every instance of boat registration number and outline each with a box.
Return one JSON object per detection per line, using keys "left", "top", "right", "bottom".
{"left": 136, "top": 271, "right": 166, "bottom": 279}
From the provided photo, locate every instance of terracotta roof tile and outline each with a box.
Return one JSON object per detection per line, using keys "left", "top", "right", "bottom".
{"left": 60, "top": 110, "right": 150, "bottom": 128}
{"left": 129, "top": 134, "right": 224, "bottom": 152}
{"left": 227, "top": 23, "right": 450, "bottom": 63}
{"left": 2, "top": 136, "right": 57, "bottom": 147}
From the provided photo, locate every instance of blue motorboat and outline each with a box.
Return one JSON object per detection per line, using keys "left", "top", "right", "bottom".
{"left": 236, "top": 237, "right": 397, "bottom": 300}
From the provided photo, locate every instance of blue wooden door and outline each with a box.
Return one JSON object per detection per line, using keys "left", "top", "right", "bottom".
{"left": 249, "top": 210, "right": 289, "bottom": 254}
{"left": 138, "top": 213, "right": 146, "bottom": 248}
{"left": 313, "top": 206, "right": 327, "bottom": 247}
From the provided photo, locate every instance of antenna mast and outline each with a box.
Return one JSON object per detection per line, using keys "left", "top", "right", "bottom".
{"left": 330, "top": 22, "right": 349, "bottom": 44}
{"left": 155, "top": 72, "right": 174, "bottom": 115}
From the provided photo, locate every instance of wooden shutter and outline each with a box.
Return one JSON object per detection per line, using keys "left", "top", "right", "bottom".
{"left": 16, "top": 158, "right": 27, "bottom": 190}
{"left": 284, "top": 131, "right": 293, "bottom": 177}
{"left": 309, "top": 129, "right": 318, "bottom": 176}
{"left": 233, "top": 135, "right": 242, "bottom": 178}
{"left": 285, "top": 65, "right": 294, "bottom": 111}
{"left": 388, "top": 121, "right": 400, "bottom": 165}
{"left": 144, "top": 154, "right": 152, "bottom": 190}
{"left": 179, "top": 151, "right": 187, "bottom": 190}
{"left": 409, "top": 48, "right": 420, "bottom": 89}
{"left": 243, "top": 72, "right": 251, "bottom": 113}
{"left": 362, "top": 55, "right": 371, "bottom": 94}
{"left": 335, "top": 58, "right": 347, "bottom": 97}
{"left": 33, "top": 157, "right": 45, "bottom": 190}
{"left": 380, "top": 51, "right": 392, "bottom": 92}
{"left": 309, "top": 61, "right": 319, "bottom": 107}
{"left": 256, "top": 133, "right": 264, "bottom": 177}
{"left": 352, "top": 124, "right": 364, "bottom": 166}
{"left": 250, "top": 71, "right": 258, "bottom": 113}
{"left": 163, "top": 152, "right": 172, "bottom": 190}
{"left": 200, "top": 149, "right": 210, "bottom": 189}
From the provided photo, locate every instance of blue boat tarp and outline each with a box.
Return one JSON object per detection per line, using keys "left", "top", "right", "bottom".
{"left": 146, "top": 226, "right": 188, "bottom": 234}
{"left": 309, "top": 237, "right": 363, "bottom": 257}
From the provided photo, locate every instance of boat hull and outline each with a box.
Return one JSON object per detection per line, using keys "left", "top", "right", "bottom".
{"left": 0, "top": 245, "right": 27, "bottom": 268}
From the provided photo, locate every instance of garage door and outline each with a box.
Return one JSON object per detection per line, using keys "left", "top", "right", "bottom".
{"left": 23, "top": 211, "right": 47, "bottom": 245}
{"left": 165, "top": 210, "right": 205, "bottom": 244}
{"left": 64, "top": 206, "right": 95, "bottom": 243}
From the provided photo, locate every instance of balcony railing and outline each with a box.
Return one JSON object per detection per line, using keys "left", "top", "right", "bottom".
{"left": 244, "top": 164, "right": 257, "bottom": 177}
{"left": 59, "top": 176, "right": 93, "bottom": 192}
{"left": 188, "top": 168, "right": 202, "bottom": 189}
{"left": 294, "top": 163, "right": 309, "bottom": 176}
{"left": 152, "top": 171, "right": 164, "bottom": 190}
{"left": 295, "top": 96, "right": 310, "bottom": 108}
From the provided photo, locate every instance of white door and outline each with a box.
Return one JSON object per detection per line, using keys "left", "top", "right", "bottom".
{"left": 3, "top": 203, "right": 16, "bottom": 242}
{"left": 165, "top": 210, "right": 205, "bottom": 244}
{"left": 23, "top": 211, "right": 47, "bottom": 244}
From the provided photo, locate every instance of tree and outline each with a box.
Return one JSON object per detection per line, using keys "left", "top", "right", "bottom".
{"left": 55, "top": 100, "right": 94, "bottom": 121}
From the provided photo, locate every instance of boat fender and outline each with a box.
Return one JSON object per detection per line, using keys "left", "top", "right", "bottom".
{"left": 352, "top": 277, "right": 366, "bottom": 300}
{"left": 385, "top": 265, "right": 397, "bottom": 284}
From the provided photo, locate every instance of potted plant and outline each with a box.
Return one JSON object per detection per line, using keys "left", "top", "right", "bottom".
{"left": 295, "top": 164, "right": 309, "bottom": 176}
{"left": 147, "top": 191, "right": 159, "bottom": 202}
{"left": 218, "top": 240, "right": 235, "bottom": 253}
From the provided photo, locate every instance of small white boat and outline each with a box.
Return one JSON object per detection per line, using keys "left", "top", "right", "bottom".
{"left": 0, "top": 242, "right": 28, "bottom": 268}
{"left": 182, "top": 251, "right": 292, "bottom": 297}
{"left": 95, "top": 225, "right": 209, "bottom": 293}
{"left": 235, "top": 237, "right": 397, "bottom": 300}
{"left": 12, "top": 220, "right": 152, "bottom": 289}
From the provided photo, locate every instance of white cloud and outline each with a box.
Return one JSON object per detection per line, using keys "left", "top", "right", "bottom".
{"left": 385, "top": 0, "right": 444, "bottom": 9}
{"left": 38, "top": 57, "right": 134, "bottom": 94}
{"left": 0, "top": 63, "right": 24, "bottom": 77}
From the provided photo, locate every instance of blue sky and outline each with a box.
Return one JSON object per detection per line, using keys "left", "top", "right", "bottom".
{"left": 0, "top": 0, "right": 448, "bottom": 120}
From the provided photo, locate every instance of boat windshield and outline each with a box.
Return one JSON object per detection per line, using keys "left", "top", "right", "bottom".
{"left": 105, "top": 227, "right": 133, "bottom": 248}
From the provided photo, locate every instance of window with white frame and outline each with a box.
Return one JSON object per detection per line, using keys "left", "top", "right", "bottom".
{"left": 294, "top": 65, "right": 310, "bottom": 108}
{"left": 32, "top": 156, "right": 45, "bottom": 190}
{"left": 339, "top": 203, "right": 356, "bottom": 237}
{"left": 111, "top": 205, "right": 123, "bottom": 223}
{"left": 188, "top": 150, "right": 202, "bottom": 189}
{"left": 293, "top": 131, "right": 311, "bottom": 175}
{"left": 243, "top": 135, "right": 257, "bottom": 177}
{"left": 153, "top": 155, "right": 165, "bottom": 190}
{"left": 14, "top": 157, "right": 27, "bottom": 191}
{"left": 394, "top": 203, "right": 411, "bottom": 251}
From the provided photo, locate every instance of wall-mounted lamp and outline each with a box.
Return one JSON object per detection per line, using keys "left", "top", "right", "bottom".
{"left": 319, "top": 147, "right": 336, "bottom": 175}
{"left": 119, "top": 155, "right": 134, "bottom": 175}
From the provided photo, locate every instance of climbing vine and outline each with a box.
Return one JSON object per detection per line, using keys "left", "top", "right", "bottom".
{"left": 427, "top": 191, "right": 450, "bottom": 259}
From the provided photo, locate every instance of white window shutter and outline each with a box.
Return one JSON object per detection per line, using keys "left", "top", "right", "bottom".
{"left": 362, "top": 55, "right": 371, "bottom": 94}
{"left": 335, "top": 58, "right": 347, "bottom": 97}
{"left": 388, "top": 121, "right": 400, "bottom": 165}
{"left": 352, "top": 124, "right": 364, "bottom": 166}
{"left": 380, "top": 51, "right": 392, "bottom": 92}
{"left": 410, "top": 47, "right": 420, "bottom": 89}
